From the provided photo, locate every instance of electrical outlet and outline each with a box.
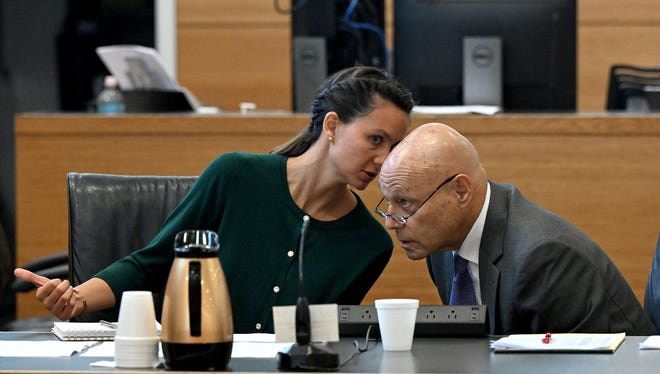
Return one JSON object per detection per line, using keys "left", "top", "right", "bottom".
{"left": 338, "top": 305, "right": 377, "bottom": 322}
{"left": 417, "top": 305, "right": 482, "bottom": 322}
{"left": 337, "top": 305, "right": 379, "bottom": 337}
{"left": 359, "top": 306, "right": 376, "bottom": 321}
{"left": 415, "top": 305, "right": 487, "bottom": 336}
{"left": 338, "top": 305, "right": 487, "bottom": 337}
{"left": 418, "top": 305, "right": 442, "bottom": 321}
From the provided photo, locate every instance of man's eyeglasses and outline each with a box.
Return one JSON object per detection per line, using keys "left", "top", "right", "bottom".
{"left": 375, "top": 174, "right": 459, "bottom": 225}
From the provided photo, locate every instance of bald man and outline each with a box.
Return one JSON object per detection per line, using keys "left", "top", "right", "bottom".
{"left": 377, "top": 123, "right": 655, "bottom": 335}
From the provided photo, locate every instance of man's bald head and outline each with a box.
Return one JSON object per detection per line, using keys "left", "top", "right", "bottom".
{"left": 378, "top": 123, "right": 489, "bottom": 259}
{"left": 384, "top": 123, "right": 482, "bottom": 179}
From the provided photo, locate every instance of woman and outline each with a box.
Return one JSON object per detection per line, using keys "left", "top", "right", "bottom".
{"left": 14, "top": 66, "right": 414, "bottom": 333}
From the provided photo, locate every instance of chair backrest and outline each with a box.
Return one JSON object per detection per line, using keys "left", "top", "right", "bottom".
{"left": 644, "top": 231, "right": 660, "bottom": 333}
{"left": 67, "top": 172, "right": 197, "bottom": 322}
{"left": 607, "top": 64, "right": 660, "bottom": 111}
{"left": 0, "top": 216, "right": 13, "bottom": 326}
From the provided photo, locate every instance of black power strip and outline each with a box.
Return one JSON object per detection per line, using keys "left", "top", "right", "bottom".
{"left": 338, "top": 305, "right": 487, "bottom": 337}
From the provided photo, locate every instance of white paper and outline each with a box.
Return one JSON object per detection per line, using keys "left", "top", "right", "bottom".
{"left": 86, "top": 334, "right": 288, "bottom": 359}
{"left": 491, "top": 333, "right": 624, "bottom": 351}
{"left": 52, "top": 321, "right": 115, "bottom": 341}
{"left": 272, "top": 304, "right": 339, "bottom": 343}
{"left": 639, "top": 335, "right": 660, "bottom": 349}
{"left": 96, "top": 45, "right": 181, "bottom": 91}
{"left": 89, "top": 360, "right": 116, "bottom": 368}
{"left": 80, "top": 341, "right": 114, "bottom": 357}
{"left": 0, "top": 340, "right": 94, "bottom": 357}
{"left": 1, "top": 334, "right": 292, "bottom": 360}
{"left": 227, "top": 334, "right": 289, "bottom": 358}
{"left": 412, "top": 105, "right": 501, "bottom": 116}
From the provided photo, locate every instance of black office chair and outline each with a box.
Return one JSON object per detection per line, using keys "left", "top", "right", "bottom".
{"left": 3, "top": 172, "right": 197, "bottom": 329}
{"left": 607, "top": 64, "right": 660, "bottom": 112}
{"left": 643, "top": 232, "right": 660, "bottom": 333}
{"left": 67, "top": 172, "right": 198, "bottom": 322}
{"left": 0, "top": 217, "right": 13, "bottom": 326}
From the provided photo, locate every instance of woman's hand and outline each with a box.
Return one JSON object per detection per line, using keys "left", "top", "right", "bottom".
{"left": 13, "top": 268, "right": 85, "bottom": 320}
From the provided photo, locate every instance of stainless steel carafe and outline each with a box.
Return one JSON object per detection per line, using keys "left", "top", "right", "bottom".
{"left": 161, "top": 230, "right": 233, "bottom": 370}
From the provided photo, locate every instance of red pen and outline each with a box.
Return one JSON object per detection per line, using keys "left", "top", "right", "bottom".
{"left": 542, "top": 332, "right": 552, "bottom": 344}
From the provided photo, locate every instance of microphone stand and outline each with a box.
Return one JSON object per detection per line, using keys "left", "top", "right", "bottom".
{"left": 277, "top": 215, "right": 339, "bottom": 371}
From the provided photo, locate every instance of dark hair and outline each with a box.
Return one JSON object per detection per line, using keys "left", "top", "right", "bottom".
{"left": 270, "top": 66, "right": 414, "bottom": 156}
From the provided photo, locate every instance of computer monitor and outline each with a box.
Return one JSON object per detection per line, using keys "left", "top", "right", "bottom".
{"left": 394, "top": 0, "right": 576, "bottom": 112}
{"left": 291, "top": 0, "right": 386, "bottom": 112}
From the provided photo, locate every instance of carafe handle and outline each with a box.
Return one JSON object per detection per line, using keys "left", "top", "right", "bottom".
{"left": 188, "top": 261, "right": 201, "bottom": 336}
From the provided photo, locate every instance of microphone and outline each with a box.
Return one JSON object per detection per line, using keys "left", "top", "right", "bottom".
{"left": 295, "top": 215, "right": 311, "bottom": 345}
{"left": 276, "top": 215, "right": 340, "bottom": 371}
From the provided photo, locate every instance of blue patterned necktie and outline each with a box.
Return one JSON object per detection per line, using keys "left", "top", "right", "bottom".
{"left": 449, "top": 253, "right": 477, "bottom": 305}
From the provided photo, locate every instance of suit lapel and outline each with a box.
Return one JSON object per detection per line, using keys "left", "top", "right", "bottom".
{"left": 479, "top": 182, "right": 509, "bottom": 333}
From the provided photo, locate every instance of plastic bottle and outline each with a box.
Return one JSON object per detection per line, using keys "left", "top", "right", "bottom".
{"left": 96, "top": 75, "right": 125, "bottom": 113}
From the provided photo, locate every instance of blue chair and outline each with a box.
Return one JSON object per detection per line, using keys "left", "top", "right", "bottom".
{"left": 643, "top": 232, "right": 660, "bottom": 333}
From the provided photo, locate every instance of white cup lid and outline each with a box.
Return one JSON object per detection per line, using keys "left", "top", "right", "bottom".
{"left": 375, "top": 298, "right": 420, "bottom": 309}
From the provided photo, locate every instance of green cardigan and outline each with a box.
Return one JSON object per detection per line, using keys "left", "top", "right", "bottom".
{"left": 96, "top": 152, "right": 393, "bottom": 333}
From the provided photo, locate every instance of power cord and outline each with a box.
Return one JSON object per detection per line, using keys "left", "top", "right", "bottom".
{"left": 277, "top": 325, "right": 376, "bottom": 371}
{"left": 342, "top": 0, "right": 390, "bottom": 69}
{"left": 339, "top": 324, "right": 376, "bottom": 367}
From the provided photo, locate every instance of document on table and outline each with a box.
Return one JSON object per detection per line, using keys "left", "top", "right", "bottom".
{"left": 491, "top": 333, "right": 626, "bottom": 353}
{"left": 83, "top": 336, "right": 289, "bottom": 358}
{"left": 52, "top": 321, "right": 116, "bottom": 341}
{"left": 639, "top": 335, "right": 660, "bottom": 349}
{"left": 85, "top": 334, "right": 288, "bottom": 360}
{"left": 0, "top": 340, "right": 98, "bottom": 357}
{"left": 232, "top": 333, "right": 291, "bottom": 357}
{"left": 0, "top": 334, "right": 289, "bottom": 359}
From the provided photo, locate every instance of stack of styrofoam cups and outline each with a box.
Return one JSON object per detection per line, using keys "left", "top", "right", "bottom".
{"left": 375, "top": 299, "right": 419, "bottom": 351}
{"left": 114, "top": 291, "right": 160, "bottom": 368}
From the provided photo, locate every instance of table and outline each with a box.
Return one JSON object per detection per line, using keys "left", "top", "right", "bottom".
{"left": 1, "top": 331, "right": 660, "bottom": 373}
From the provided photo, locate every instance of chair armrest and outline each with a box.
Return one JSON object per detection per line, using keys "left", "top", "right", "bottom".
{"left": 18, "top": 252, "right": 68, "bottom": 272}
{"left": 11, "top": 253, "right": 69, "bottom": 293}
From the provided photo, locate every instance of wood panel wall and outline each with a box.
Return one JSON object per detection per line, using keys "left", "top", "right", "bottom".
{"left": 177, "top": 0, "right": 292, "bottom": 111}
{"left": 578, "top": 0, "right": 660, "bottom": 110}
{"left": 14, "top": 113, "right": 660, "bottom": 319}
{"left": 176, "top": 0, "right": 660, "bottom": 112}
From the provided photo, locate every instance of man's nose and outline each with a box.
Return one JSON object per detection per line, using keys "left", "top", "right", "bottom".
{"left": 383, "top": 215, "right": 404, "bottom": 230}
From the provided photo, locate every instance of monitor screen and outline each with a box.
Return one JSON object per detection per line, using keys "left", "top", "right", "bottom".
{"left": 394, "top": 0, "right": 576, "bottom": 112}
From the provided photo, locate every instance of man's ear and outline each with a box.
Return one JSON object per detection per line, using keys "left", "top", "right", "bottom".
{"left": 453, "top": 174, "right": 472, "bottom": 207}
{"left": 323, "top": 111, "right": 339, "bottom": 139}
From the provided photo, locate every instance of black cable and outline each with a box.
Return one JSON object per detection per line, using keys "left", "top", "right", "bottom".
{"left": 341, "top": 0, "right": 389, "bottom": 69}
{"left": 339, "top": 324, "right": 375, "bottom": 367}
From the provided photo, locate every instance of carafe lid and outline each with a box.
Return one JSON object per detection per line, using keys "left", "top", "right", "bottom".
{"left": 174, "top": 230, "right": 219, "bottom": 258}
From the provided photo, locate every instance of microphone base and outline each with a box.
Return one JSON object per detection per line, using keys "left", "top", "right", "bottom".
{"left": 276, "top": 342, "right": 340, "bottom": 371}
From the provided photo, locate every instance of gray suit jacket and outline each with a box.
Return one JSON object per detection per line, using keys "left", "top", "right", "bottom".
{"left": 427, "top": 182, "right": 656, "bottom": 335}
